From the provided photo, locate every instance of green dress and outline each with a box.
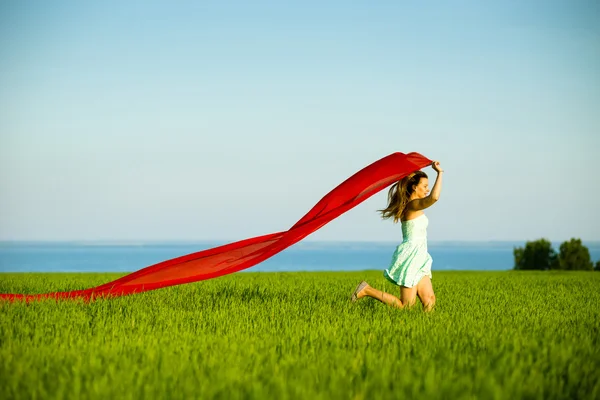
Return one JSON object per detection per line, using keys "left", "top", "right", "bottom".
{"left": 383, "top": 213, "right": 433, "bottom": 288}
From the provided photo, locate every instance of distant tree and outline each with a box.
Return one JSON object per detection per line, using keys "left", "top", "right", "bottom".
{"left": 596, "top": 261, "right": 600, "bottom": 272}
{"left": 513, "top": 239, "right": 557, "bottom": 270}
{"left": 556, "top": 238, "right": 593, "bottom": 271}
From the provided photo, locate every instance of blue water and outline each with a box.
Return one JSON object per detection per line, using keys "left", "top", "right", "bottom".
{"left": 1, "top": 241, "right": 599, "bottom": 273}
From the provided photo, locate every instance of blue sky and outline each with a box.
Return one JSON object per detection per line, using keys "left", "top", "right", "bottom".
{"left": 1, "top": 0, "right": 598, "bottom": 242}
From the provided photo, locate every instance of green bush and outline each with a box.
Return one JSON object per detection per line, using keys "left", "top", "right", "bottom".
{"left": 595, "top": 261, "right": 600, "bottom": 272}
{"left": 556, "top": 238, "right": 593, "bottom": 271}
{"left": 513, "top": 238, "right": 557, "bottom": 270}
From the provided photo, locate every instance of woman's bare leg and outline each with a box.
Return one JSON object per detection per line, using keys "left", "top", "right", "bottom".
{"left": 416, "top": 276, "right": 436, "bottom": 312}
{"left": 400, "top": 286, "right": 418, "bottom": 308}
{"left": 354, "top": 282, "right": 421, "bottom": 310}
{"left": 357, "top": 283, "right": 406, "bottom": 309}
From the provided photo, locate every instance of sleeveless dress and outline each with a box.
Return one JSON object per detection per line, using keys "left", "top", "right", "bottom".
{"left": 383, "top": 213, "right": 433, "bottom": 288}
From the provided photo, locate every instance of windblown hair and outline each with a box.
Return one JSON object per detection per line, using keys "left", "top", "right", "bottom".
{"left": 378, "top": 171, "right": 428, "bottom": 223}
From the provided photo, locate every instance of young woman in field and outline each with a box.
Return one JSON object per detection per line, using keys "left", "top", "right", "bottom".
{"left": 351, "top": 161, "right": 444, "bottom": 312}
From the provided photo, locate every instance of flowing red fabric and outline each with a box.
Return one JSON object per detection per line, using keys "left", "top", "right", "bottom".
{"left": 1, "top": 152, "right": 432, "bottom": 302}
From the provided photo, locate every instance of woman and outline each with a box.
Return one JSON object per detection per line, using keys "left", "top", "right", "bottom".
{"left": 351, "top": 161, "right": 444, "bottom": 312}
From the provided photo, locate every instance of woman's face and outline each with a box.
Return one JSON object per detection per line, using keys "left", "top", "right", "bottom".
{"left": 413, "top": 177, "right": 430, "bottom": 199}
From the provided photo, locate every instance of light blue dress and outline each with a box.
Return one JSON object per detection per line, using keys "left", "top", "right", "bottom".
{"left": 383, "top": 213, "right": 433, "bottom": 288}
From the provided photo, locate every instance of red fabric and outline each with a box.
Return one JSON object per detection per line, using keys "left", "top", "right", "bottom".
{"left": 1, "top": 152, "right": 431, "bottom": 302}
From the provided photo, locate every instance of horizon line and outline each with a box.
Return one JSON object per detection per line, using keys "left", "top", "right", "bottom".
{"left": 1, "top": 239, "right": 599, "bottom": 245}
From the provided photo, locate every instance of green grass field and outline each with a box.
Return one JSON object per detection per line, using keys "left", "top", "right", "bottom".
{"left": 1, "top": 271, "right": 599, "bottom": 400}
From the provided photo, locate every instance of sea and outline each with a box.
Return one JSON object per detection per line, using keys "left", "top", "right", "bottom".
{"left": 1, "top": 241, "right": 599, "bottom": 273}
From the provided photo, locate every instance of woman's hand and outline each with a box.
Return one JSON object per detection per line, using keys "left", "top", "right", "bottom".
{"left": 432, "top": 161, "right": 444, "bottom": 173}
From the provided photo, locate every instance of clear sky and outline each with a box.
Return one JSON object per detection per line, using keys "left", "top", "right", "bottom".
{"left": 1, "top": 0, "right": 598, "bottom": 242}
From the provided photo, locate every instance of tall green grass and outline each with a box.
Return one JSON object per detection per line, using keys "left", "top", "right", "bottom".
{"left": 1, "top": 271, "right": 599, "bottom": 399}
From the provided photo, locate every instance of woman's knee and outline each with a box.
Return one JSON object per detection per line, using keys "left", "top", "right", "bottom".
{"left": 424, "top": 294, "right": 436, "bottom": 305}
